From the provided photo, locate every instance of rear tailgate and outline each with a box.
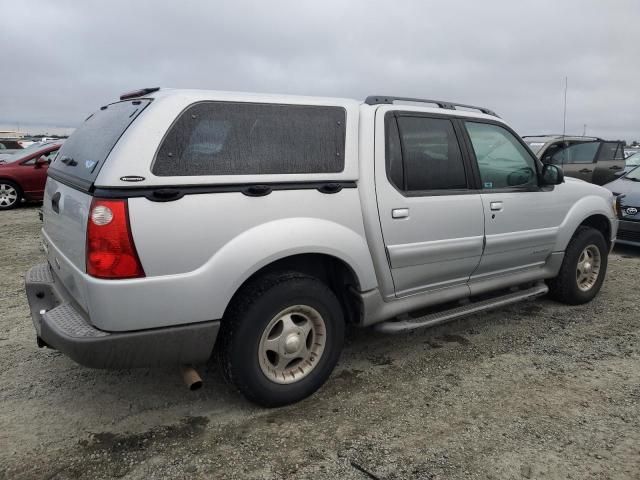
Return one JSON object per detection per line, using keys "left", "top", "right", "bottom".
{"left": 43, "top": 99, "right": 151, "bottom": 312}
{"left": 42, "top": 178, "right": 92, "bottom": 310}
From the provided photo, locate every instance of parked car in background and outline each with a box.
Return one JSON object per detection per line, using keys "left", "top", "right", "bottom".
{"left": 24, "top": 88, "right": 617, "bottom": 406}
{"left": 523, "top": 135, "right": 625, "bottom": 185}
{"left": 0, "top": 139, "right": 25, "bottom": 156}
{"left": 0, "top": 141, "right": 63, "bottom": 209}
{"left": 605, "top": 165, "right": 640, "bottom": 246}
{"left": 624, "top": 151, "right": 640, "bottom": 172}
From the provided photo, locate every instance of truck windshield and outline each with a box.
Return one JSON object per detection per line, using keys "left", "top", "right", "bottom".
{"left": 49, "top": 99, "right": 151, "bottom": 189}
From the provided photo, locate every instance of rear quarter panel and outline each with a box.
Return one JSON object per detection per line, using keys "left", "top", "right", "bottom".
{"left": 87, "top": 188, "right": 377, "bottom": 331}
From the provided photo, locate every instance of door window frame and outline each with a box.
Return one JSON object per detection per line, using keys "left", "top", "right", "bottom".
{"left": 384, "top": 111, "right": 481, "bottom": 197}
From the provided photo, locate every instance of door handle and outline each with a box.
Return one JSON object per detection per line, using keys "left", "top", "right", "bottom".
{"left": 609, "top": 165, "right": 623, "bottom": 170}
{"left": 490, "top": 201, "right": 503, "bottom": 211}
{"left": 579, "top": 168, "right": 593, "bottom": 173}
{"left": 392, "top": 208, "right": 409, "bottom": 219}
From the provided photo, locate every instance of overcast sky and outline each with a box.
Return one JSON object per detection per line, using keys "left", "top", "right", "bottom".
{"left": 1, "top": 0, "right": 639, "bottom": 140}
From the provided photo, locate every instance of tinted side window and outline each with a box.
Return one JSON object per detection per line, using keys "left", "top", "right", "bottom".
{"left": 390, "top": 116, "right": 467, "bottom": 191}
{"left": 552, "top": 142, "right": 598, "bottom": 164}
{"left": 465, "top": 122, "right": 538, "bottom": 189}
{"left": 597, "top": 142, "right": 623, "bottom": 162}
{"left": 153, "top": 102, "right": 346, "bottom": 176}
{"left": 540, "top": 142, "right": 566, "bottom": 164}
{"left": 385, "top": 115, "right": 404, "bottom": 188}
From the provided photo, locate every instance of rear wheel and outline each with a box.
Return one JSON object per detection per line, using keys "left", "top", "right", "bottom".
{"left": 0, "top": 181, "right": 21, "bottom": 210}
{"left": 219, "top": 272, "right": 344, "bottom": 407}
{"left": 547, "top": 226, "right": 608, "bottom": 304}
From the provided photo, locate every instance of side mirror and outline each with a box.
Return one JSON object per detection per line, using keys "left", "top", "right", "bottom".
{"left": 541, "top": 163, "right": 564, "bottom": 185}
{"left": 34, "top": 156, "right": 47, "bottom": 168}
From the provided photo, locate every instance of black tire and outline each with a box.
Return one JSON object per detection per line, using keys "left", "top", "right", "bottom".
{"left": 219, "top": 271, "right": 345, "bottom": 407}
{"left": 547, "top": 226, "right": 608, "bottom": 305}
{"left": 0, "top": 180, "right": 21, "bottom": 210}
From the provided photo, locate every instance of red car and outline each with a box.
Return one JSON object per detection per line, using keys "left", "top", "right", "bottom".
{"left": 0, "top": 141, "right": 63, "bottom": 210}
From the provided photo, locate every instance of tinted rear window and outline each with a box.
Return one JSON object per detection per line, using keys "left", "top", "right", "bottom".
{"left": 387, "top": 116, "right": 467, "bottom": 192}
{"left": 152, "top": 102, "right": 346, "bottom": 176}
{"left": 49, "top": 99, "right": 150, "bottom": 188}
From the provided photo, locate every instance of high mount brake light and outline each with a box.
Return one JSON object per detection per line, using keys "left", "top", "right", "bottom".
{"left": 119, "top": 87, "right": 160, "bottom": 100}
{"left": 86, "top": 199, "right": 145, "bottom": 279}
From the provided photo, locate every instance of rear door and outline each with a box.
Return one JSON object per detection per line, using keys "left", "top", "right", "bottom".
{"left": 549, "top": 141, "right": 599, "bottom": 183}
{"left": 375, "top": 111, "right": 485, "bottom": 297}
{"left": 593, "top": 141, "right": 625, "bottom": 185}
{"left": 462, "top": 120, "right": 566, "bottom": 288}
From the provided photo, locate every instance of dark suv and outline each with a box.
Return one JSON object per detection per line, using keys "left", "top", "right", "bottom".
{"left": 523, "top": 135, "right": 625, "bottom": 185}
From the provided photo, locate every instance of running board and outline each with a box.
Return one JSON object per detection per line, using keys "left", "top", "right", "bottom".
{"left": 374, "top": 283, "right": 549, "bottom": 334}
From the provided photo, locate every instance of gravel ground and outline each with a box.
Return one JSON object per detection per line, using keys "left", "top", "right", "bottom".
{"left": 1, "top": 204, "right": 639, "bottom": 480}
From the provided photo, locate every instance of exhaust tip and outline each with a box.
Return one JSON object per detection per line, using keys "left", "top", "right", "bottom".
{"left": 180, "top": 366, "right": 203, "bottom": 391}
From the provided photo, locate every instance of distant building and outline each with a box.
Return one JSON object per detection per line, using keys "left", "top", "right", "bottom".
{"left": 0, "top": 131, "right": 24, "bottom": 139}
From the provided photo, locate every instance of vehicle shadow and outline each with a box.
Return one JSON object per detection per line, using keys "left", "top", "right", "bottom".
{"left": 613, "top": 243, "right": 640, "bottom": 258}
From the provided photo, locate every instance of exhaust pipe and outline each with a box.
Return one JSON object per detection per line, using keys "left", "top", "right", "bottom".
{"left": 180, "top": 365, "right": 203, "bottom": 391}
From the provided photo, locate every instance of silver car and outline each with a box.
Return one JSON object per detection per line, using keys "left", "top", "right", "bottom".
{"left": 25, "top": 89, "right": 618, "bottom": 406}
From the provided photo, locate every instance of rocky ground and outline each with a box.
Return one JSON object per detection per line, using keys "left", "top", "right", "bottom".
{"left": 1, "top": 204, "right": 639, "bottom": 480}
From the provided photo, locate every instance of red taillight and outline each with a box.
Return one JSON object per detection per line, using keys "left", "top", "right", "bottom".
{"left": 86, "top": 198, "right": 145, "bottom": 279}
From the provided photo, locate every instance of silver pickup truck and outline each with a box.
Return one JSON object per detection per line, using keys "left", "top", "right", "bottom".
{"left": 25, "top": 88, "right": 618, "bottom": 406}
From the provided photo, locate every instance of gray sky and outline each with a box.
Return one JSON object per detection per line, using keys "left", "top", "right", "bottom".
{"left": 1, "top": 0, "right": 639, "bottom": 140}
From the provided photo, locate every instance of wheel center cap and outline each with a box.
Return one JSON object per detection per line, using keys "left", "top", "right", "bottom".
{"left": 584, "top": 262, "right": 592, "bottom": 273}
{"left": 284, "top": 333, "right": 301, "bottom": 354}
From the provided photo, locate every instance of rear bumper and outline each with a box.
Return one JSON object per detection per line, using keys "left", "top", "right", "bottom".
{"left": 24, "top": 263, "right": 220, "bottom": 368}
{"left": 616, "top": 220, "right": 640, "bottom": 247}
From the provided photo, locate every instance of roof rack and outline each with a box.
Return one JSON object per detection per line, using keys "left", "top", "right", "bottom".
{"left": 522, "top": 134, "right": 602, "bottom": 141}
{"left": 364, "top": 95, "right": 499, "bottom": 117}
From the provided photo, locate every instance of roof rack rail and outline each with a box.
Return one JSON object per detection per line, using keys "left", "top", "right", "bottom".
{"left": 364, "top": 95, "right": 499, "bottom": 117}
{"left": 522, "top": 134, "right": 602, "bottom": 141}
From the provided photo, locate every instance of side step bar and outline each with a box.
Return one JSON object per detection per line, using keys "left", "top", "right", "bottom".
{"left": 374, "top": 283, "right": 549, "bottom": 334}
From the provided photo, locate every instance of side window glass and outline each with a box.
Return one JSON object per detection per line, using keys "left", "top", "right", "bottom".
{"left": 465, "top": 122, "right": 538, "bottom": 189}
{"left": 153, "top": 102, "right": 346, "bottom": 176}
{"left": 385, "top": 115, "right": 404, "bottom": 188}
{"left": 554, "top": 142, "right": 598, "bottom": 164}
{"left": 597, "top": 142, "right": 622, "bottom": 162}
{"left": 391, "top": 116, "right": 467, "bottom": 191}
{"left": 541, "top": 142, "right": 566, "bottom": 165}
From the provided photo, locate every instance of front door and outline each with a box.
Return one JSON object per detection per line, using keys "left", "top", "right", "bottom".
{"left": 375, "top": 110, "right": 485, "bottom": 297}
{"left": 462, "top": 120, "right": 567, "bottom": 284}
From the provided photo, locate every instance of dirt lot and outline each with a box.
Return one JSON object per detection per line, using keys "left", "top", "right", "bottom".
{"left": 1, "top": 204, "right": 639, "bottom": 480}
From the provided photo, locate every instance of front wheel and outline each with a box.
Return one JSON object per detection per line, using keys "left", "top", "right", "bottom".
{"left": 219, "top": 272, "right": 345, "bottom": 407}
{"left": 547, "top": 226, "right": 608, "bottom": 304}
{"left": 0, "top": 181, "right": 21, "bottom": 210}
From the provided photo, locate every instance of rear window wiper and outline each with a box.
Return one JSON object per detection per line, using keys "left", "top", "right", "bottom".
{"left": 59, "top": 156, "right": 77, "bottom": 167}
